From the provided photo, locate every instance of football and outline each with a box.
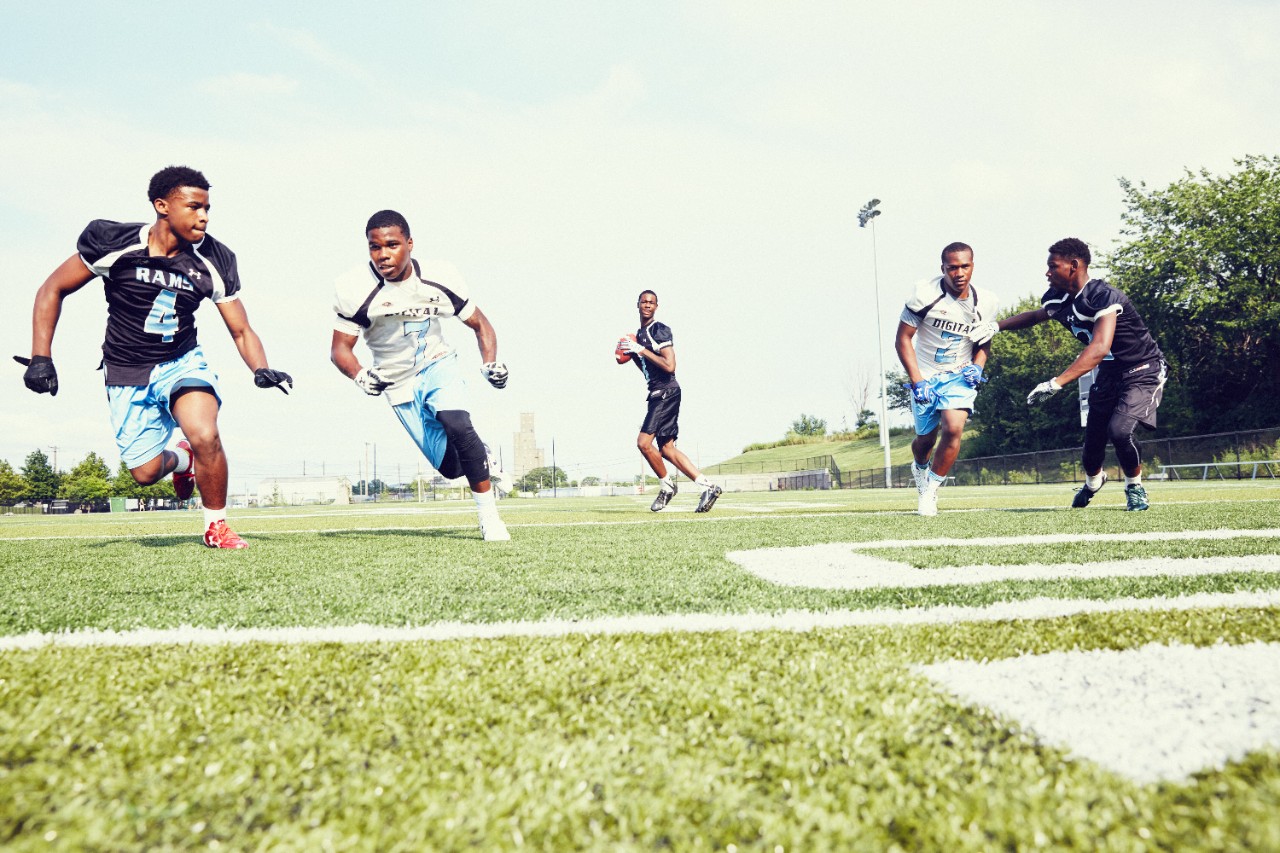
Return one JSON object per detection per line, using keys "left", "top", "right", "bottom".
{"left": 616, "top": 333, "right": 637, "bottom": 364}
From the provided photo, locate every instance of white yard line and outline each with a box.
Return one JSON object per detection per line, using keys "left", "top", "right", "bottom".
{"left": 729, "top": 531, "right": 1280, "bottom": 589}
{"left": 2, "top": 589, "right": 1277, "bottom": 651}
{"left": 918, "top": 641, "right": 1280, "bottom": 783}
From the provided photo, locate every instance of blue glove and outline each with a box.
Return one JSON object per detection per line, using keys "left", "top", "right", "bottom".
{"left": 903, "top": 380, "right": 935, "bottom": 405}
{"left": 961, "top": 364, "right": 986, "bottom": 388}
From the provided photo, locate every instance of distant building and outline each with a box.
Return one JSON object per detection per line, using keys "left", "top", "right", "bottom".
{"left": 258, "top": 476, "right": 352, "bottom": 506}
{"left": 513, "top": 412, "right": 545, "bottom": 479}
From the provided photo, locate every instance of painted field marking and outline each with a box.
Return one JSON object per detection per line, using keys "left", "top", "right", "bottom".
{"left": 918, "top": 641, "right": 1280, "bottom": 784}
{"left": 2, "top": 589, "right": 1278, "bottom": 652}
{"left": 728, "top": 529, "right": 1280, "bottom": 589}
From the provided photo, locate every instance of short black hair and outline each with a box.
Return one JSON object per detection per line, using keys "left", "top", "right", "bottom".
{"left": 1049, "top": 237, "right": 1091, "bottom": 265}
{"left": 148, "top": 166, "right": 210, "bottom": 203}
{"left": 940, "top": 242, "right": 973, "bottom": 262}
{"left": 638, "top": 290, "right": 658, "bottom": 302}
{"left": 367, "top": 209, "right": 411, "bottom": 238}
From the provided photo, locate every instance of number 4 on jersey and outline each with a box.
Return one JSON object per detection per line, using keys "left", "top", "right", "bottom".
{"left": 144, "top": 290, "right": 178, "bottom": 342}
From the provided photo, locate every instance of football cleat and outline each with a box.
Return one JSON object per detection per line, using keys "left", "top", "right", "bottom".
{"left": 650, "top": 482, "right": 677, "bottom": 512}
{"left": 484, "top": 445, "right": 513, "bottom": 496}
{"left": 911, "top": 463, "right": 928, "bottom": 495}
{"left": 695, "top": 484, "right": 722, "bottom": 513}
{"left": 1071, "top": 472, "right": 1108, "bottom": 508}
{"left": 917, "top": 489, "right": 938, "bottom": 517}
{"left": 172, "top": 440, "right": 196, "bottom": 501}
{"left": 479, "top": 511, "right": 510, "bottom": 541}
{"left": 203, "top": 520, "right": 248, "bottom": 549}
{"left": 1125, "top": 483, "right": 1150, "bottom": 512}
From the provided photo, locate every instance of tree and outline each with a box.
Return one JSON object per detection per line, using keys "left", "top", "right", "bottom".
{"left": 59, "top": 452, "right": 114, "bottom": 510}
{"left": 112, "top": 460, "right": 176, "bottom": 502}
{"left": 20, "top": 450, "right": 59, "bottom": 504}
{"left": 0, "top": 461, "right": 26, "bottom": 506}
{"left": 1109, "top": 155, "right": 1280, "bottom": 432}
{"left": 516, "top": 466, "right": 568, "bottom": 492}
{"left": 790, "top": 414, "right": 827, "bottom": 437}
{"left": 581, "top": 476, "right": 602, "bottom": 486}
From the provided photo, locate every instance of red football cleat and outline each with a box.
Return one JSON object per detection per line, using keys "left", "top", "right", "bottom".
{"left": 173, "top": 440, "right": 196, "bottom": 501}
{"left": 203, "top": 520, "right": 248, "bottom": 549}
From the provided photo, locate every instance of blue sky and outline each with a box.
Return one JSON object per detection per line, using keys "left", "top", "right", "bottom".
{"left": 3, "top": 1, "right": 1278, "bottom": 487}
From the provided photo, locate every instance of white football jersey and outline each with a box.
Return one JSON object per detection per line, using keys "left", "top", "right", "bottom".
{"left": 334, "top": 258, "right": 477, "bottom": 405}
{"left": 899, "top": 276, "right": 998, "bottom": 378}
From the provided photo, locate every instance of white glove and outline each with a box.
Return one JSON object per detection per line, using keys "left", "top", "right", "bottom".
{"left": 1026, "top": 377, "right": 1063, "bottom": 405}
{"left": 483, "top": 361, "right": 509, "bottom": 389}
{"left": 354, "top": 366, "right": 391, "bottom": 396}
{"left": 619, "top": 337, "right": 645, "bottom": 355}
{"left": 968, "top": 320, "right": 1000, "bottom": 345}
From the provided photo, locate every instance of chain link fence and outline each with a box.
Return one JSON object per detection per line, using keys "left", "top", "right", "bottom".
{"left": 842, "top": 426, "right": 1280, "bottom": 489}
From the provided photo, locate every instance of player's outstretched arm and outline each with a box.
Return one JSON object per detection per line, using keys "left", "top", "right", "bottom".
{"left": 1057, "top": 311, "right": 1115, "bottom": 385}
{"left": 461, "top": 306, "right": 508, "bottom": 388}
{"left": 217, "top": 299, "right": 292, "bottom": 393}
{"left": 331, "top": 330, "right": 389, "bottom": 395}
{"left": 999, "top": 307, "right": 1050, "bottom": 332}
{"left": 894, "top": 321, "right": 922, "bottom": 383}
{"left": 29, "top": 254, "right": 96, "bottom": 359}
{"left": 18, "top": 254, "right": 95, "bottom": 395}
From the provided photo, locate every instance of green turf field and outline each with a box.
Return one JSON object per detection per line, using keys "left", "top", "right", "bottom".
{"left": 2, "top": 482, "right": 1279, "bottom": 850}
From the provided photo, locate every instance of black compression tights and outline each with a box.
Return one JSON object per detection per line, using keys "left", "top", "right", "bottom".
{"left": 435, "top": 409, "right": 491, "bottom": 486}
{"left": 1082, "top": 411, "right": 1142, "bottom": 476}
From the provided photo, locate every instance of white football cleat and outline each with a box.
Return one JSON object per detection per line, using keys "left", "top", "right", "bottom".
{"left": 911, "top": 463, "right": 928, "bottom": 496}
{"left": 484, "top": 444, "right": 513, "bottom": 496}
{"left": 479, "top": 511, "right": 510, "bottom": 541}
{"left": 917, "top": 489, "right": 938, "bottom": 517}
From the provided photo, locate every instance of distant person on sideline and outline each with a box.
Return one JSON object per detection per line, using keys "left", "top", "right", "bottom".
{"left": 618, "top": 290, "right": 722, "bottom": 512}
{"left": 17, "top": 165, "right": 292, "bottom": 548}
{"left": 968, "top": 237, "right": 1166, "bottom": 511}
{"left": 330, "top": 209, "right": 513, "bottom": 541}
{"left": 895, "top": 242, "right": 997, "bottom": 516}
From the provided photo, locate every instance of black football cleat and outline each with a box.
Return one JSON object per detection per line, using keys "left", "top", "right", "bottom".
{"left": 1071, "top": 472, "right": 1107, "bottom": 508}
{"left": 695, "top": 484, "right": 722, "bottom": 513}
{"left": 650, "top": 482, "right": 677, "bottom": 512}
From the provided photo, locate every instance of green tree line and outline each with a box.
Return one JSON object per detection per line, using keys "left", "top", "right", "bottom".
{"left": 0, "top": 449, "right": 179, "bottom": 509}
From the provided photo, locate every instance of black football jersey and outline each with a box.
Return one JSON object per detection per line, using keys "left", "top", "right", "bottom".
{"left": 77, "top": 220, "right": 242, "bottom": 384}
{"left": 1041, "top": 279, "right": 1163, "bottom": 368}
{"left": 633, "top": 320, "right": 678, "bottom": 391}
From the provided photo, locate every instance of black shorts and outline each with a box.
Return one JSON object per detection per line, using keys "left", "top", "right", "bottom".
{"left": 641, "top": 387, "right": 681, "bottom": 444}
{"left": 1088, "top": 360, "right": 1167, "bottom": 429}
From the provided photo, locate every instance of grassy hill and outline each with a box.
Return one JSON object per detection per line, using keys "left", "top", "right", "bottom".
{"left": 705, "top": 431, "right": 920, "bottom": 477}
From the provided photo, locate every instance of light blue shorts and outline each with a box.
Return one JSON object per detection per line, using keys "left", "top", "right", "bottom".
{"left": 391, "top": 352, "right": 471, "bottom": 468}
{"left": 911, "top": 371, "right": 977, "bottom": 435}
{"left": 106, "top": 347, "right": 222, "bottom": 468}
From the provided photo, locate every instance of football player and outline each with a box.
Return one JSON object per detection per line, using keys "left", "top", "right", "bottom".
{"left": 618, "top": 290, "right": 722, "bottom": 512}
{"left": 17, "top": 165, "right": 291, "bottom": 549}
{"left": 895, "top": 242, "right": 997, "bottom": 516}
{"left": 967, "top": 237, "right": 1166, "bottom": 511}
{"left": 330, "top": 210, "right": 513, "bottom": 541}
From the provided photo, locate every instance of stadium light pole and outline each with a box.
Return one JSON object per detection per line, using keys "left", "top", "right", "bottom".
{"left": 858, "top": 198, "right": 893, "bottom": 489}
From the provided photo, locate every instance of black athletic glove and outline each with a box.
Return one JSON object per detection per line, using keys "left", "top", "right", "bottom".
{"left": 254, "top": 367, "right": 293, "bottom": 395}
{"left": 14, "top": 355, "right": 58, "bottom": 396}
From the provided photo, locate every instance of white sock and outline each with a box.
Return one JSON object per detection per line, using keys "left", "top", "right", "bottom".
{"left": 1125, "top": 474, "right": 1142, "bottom": 487}
{"left": 695, "top": 475, "right": 711, "bottom": 490}
{"left": 1086, "top": 472, "right": 1105, "bottom": 490}
{"left": 660, "top": 476, "right": 674, "bottom": 492}
{"left": 925, "top": 469, "right": 945, "bottom": 494}
{"left": 473, "top": 489, "right": 497, "bottom": 510}
{"left": 172, "top": 445, "right": 193, "bottom": 474}
{"left": 203, "top": 507, "right": 226, "bottom": 527}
